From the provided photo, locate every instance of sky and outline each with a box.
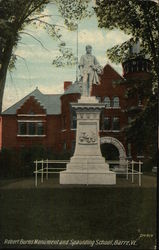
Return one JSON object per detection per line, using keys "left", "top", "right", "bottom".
{"left": 2, "top": 2, "right": 130, "bottom": 111}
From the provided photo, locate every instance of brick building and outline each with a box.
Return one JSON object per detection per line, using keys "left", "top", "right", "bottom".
{"left": 0, "top": 57, "right": 151, "bottom": 161}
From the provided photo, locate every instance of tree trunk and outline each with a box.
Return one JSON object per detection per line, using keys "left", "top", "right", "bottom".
{"left": 0, "top": 43, "right": 14, "bottom": 114}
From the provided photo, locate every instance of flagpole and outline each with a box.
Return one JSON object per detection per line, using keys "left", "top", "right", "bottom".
{"left": 76, "top": 22, "right": 79, "bottom": 82}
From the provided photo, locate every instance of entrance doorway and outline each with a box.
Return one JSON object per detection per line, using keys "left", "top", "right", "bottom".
{"left": 101, "top": 143, "right": 119, "bottom": 161}
{"left": 100, "top": 136, "right": 127, "bottom": 168}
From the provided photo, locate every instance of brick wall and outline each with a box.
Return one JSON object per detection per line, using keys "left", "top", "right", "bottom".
{"left": 0, "top": 63, "right": 150, "bottom": 159}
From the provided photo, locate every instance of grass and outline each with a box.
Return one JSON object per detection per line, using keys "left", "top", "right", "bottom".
{"left": 0, "top": 184, "right": 156, "bottom": 249}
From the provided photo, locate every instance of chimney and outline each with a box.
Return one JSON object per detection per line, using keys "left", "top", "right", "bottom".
{"left": 64, "top": 81, "right": 72, "bottom": 91}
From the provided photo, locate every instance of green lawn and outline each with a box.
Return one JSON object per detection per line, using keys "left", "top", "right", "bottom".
{"left": 0, "top": 186, "right": 156, "bottom": 249}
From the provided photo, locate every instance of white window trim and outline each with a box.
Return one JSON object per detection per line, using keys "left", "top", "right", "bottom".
{"left": 17, "top": 114, "right": 46, "bottom": 117}
{"left": 104, "top": 106, "right": 121, "bottom": 109}
{"left": 112, "top": 106, "right": 121, "bottom": 109}
{"left": 17, "top": 135, "right": 46, "bottom": 137}
{"left": 18, "top": 120, "right": 46, "bottom": 122}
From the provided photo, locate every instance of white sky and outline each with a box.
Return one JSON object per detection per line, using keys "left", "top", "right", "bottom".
{"left": 2, "top": 3, "right": 130, "bottom": 111}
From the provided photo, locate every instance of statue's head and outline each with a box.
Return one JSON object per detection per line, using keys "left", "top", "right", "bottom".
{"left": 86, "top": 45, "right": 92, "bottom": 54}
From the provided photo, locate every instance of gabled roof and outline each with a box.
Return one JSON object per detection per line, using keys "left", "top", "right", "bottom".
{"left": 102, "top": 64, "right": 124, "bottom": 79}
{"left": 3, "top": 88, "right": 62, "bottom": 115}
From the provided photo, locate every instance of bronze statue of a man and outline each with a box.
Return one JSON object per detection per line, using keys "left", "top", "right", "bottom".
{"left": 79, "top": 45, "right": 102, "bottom": 97}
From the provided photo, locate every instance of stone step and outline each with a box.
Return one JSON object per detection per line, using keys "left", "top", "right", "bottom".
{"left": 66, "top": 164, "right": 109, "bottom": 172}
{"left": 60, "top": 171, "right": 116, "bottom": 185}
{"left": 70, "top": 157, "right": 107, "bottom": 165}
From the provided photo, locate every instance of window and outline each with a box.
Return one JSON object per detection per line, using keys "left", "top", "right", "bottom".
{"left": 112, "top": 117, "right": 120, "bottom": 131}
{"left": 103, "top": 117, "right": 111, "bottom": 130}
{"left": 28, "top": 122, "right": 36, "bottom": 135}
{"left": 113, "top": 97, "right": 120, "bottom": 108}
{"left": 18, "top": 122, "right": 27, "bottom": 135}
{"left": 37, "top": 122, "right": 44, "bottom": 135}
{"left": 103, "top": 97, "right": 111, "bottom": 108}
{"left": 18, "top": 121, "right": 45, "bottom": 136}
{"left": 71, "top": 110, "right": 77, "bottom": 129}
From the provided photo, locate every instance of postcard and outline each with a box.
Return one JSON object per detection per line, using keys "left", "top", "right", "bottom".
{"left": 0, "top": 0, "right": 157, "bottom": 249}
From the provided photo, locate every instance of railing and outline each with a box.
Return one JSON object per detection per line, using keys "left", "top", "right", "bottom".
{"left": 108, "top": 160, "right": 143, "bottom": 186}
{"left": 34, "top": 159, "right": 68, "bottom": 187}
{"left": 126, "top": 160, "right": 143, "bottom": 186}
{"left": 33, "top": 159, "right": 143, "bottom": 187}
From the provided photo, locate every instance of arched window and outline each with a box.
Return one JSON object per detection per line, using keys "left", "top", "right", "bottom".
{"left": 103, "top": 97, "right": 111, "bottom": 107}
{"left": 113, "top": 96, "right": 120, "bottom": 108}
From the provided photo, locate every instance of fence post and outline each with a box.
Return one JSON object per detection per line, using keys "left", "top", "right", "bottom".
{"left": 126, "top": 160, "right": 129, "bottom": 180}
{"left": 131, "top": 160, "right": 134, "bottom": 183}
{"left": 41, "top": 159, "right": 44, "bottom": 183}
{"left": 46, "top": 159, "right": 48, "bottom": 180}
{"left": 35, "top": 160, "right": 38, "bottom": 187}
{"left": 139, "top": 161, "right": 142, "bottom": 187}
{"left": 87, "top": 159, "right": 88, "bottom": 186}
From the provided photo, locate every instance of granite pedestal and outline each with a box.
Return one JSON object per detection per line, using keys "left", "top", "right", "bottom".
{"left": 60, "top": 96, "right": 116, "bottom": 185}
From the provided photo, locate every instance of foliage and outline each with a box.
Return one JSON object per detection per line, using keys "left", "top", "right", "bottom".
{"left": 0, "top": 0, "right": 92, "bottom": 113}
{"left": 0, "top": 146, "right": 71, "bottom": 178}
{"left": 52, "top": 0, "right": 92, "bottom": 67}
{"left": 52, "top": 42, "right": 77, "bottom": 67}
{"left": 95, "top": 0, "right": 159, "bottom": 160}
{"left": 55, "top": 0, "right": 92, "bottom": 31}
{"left": 95, "top": 0, "right": 159, "bottom": 81}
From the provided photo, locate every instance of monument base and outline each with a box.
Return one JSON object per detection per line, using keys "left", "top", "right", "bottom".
{"left": 59, "top": 96, "right": 116, "bottom": 185}
{"left": 60, "top": 170, "right": 116, "bottom": 185}
{"left": 60, "top": 155, "right": 116, "bottom": 185}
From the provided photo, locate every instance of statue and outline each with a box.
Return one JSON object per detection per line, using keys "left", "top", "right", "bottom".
{"left": 79, "top": 45, "right": 102, "bottom": 97}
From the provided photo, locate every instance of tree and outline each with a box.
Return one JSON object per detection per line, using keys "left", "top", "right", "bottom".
{"left": 0, "top": 0, "right": 51, "bottom": 114}
{"left": 95, "top": 0, "right": 159, "bottom": 160}
{"left": 0, "top": 0, "right": 91, "bottom": 114}
{"left": 95, "top": 0, "right": 159, "bottom": 82}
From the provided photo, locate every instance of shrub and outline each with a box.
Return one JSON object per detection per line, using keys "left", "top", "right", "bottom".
{"left": 0, "top": 146, "right": 71, "bottom": 179}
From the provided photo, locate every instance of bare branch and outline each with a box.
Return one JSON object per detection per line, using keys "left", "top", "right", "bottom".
{"left": 27, "top": 18, "right": 67, "bottom": 29}
{"left": 22, "top": 0, "right": 49, "bottom": 23}
{"left": 15, "top": 54, "right": 32, "bottom": 85}
{"left": 19, "top": 31, "right": 49, "bottom": 51}
{"left": 25, "top": 14, "right": 53, "bottom": 23}
{"left": 8, "top": 71, "right": 19, "bottom": 99}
